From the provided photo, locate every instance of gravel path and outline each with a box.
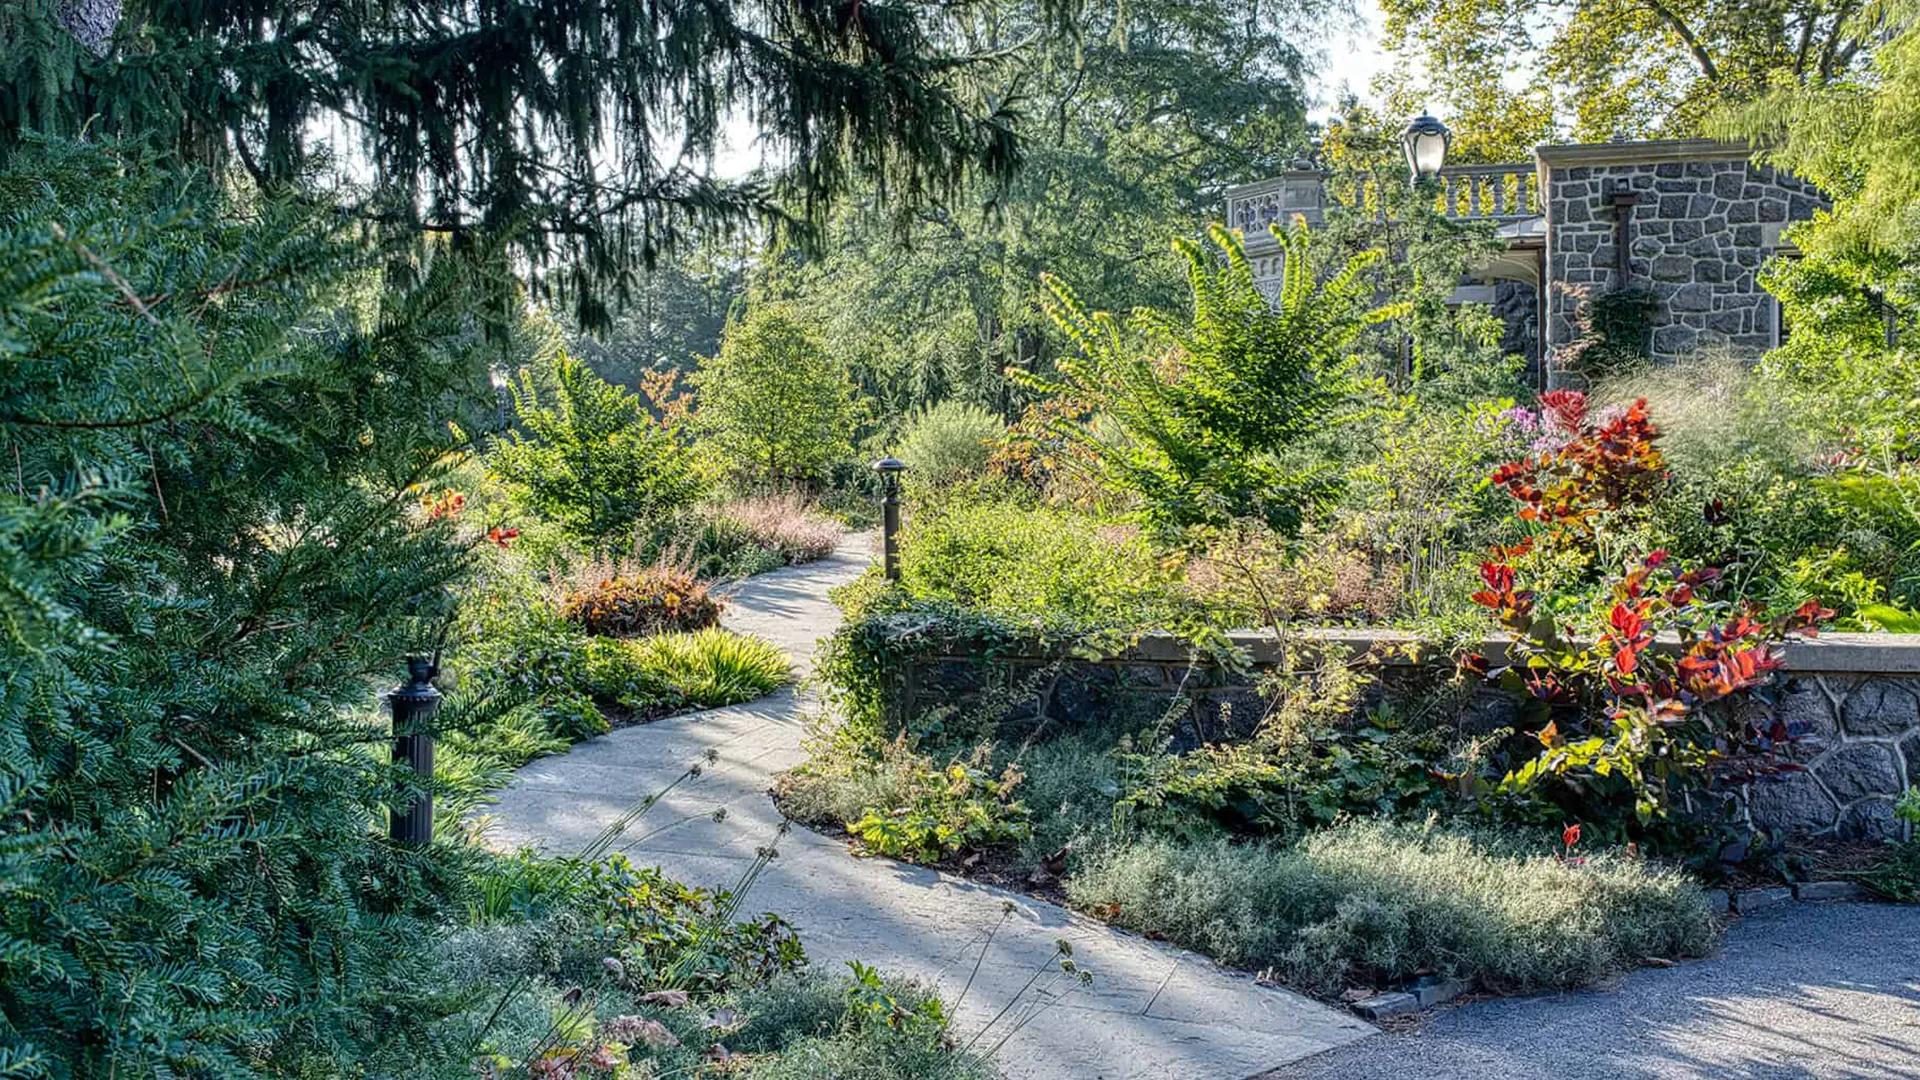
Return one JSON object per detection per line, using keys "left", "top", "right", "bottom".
{"left": 1260, "top": 900, "right": 1920, "bottom": 1080}
{"left": 482, "top": 534, "right": 1374, "bottom": 1080}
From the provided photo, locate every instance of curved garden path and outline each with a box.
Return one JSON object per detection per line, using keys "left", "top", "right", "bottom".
{"left": 484, "top": 534, "right": 1375, "bottom": 1080}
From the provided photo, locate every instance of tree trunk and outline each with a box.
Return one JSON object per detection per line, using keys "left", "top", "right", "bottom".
{"left": 57, "top": 0, "right": 121, "bottom": 57}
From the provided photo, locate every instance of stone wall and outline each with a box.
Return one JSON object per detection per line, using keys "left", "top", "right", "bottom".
{"left": 1540, "top": 140, "right": 1825, "bottom": 372}
{"left": 1740, "top": 670, "right": 1920, "bottom": 840}
{"left": 886, "top": 628, "right": 1918, "bottom": 842}
{"left": 1491, "top": 278, "right": 1541, "bottom": 378}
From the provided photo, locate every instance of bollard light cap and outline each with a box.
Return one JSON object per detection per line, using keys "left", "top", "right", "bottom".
{"left": 395, "top": 655, "right": 442, "bottom": 699}
{"left": 871, "top": 456, "right": 908, "bottom": 473}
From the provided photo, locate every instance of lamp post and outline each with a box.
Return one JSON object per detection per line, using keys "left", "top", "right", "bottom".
{"left": 1396, "top": 113, "right": 1451, "bottom": 388}
{"left": 872, "top": 456, "right": 907, "bottom": 582}
{"left": 1401, "top": 113, "right": 1450, "bottom": 186}
{"left": 388, "top": 655, "right": 439, "bottom": 847}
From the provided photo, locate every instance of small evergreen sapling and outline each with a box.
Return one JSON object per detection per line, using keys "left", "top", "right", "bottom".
{"left": 490, "top": 348, "right": 706, "bottom": 547}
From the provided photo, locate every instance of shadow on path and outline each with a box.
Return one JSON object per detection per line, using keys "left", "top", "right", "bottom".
{"left": 1260, "top": 901, "right": 1920, "bottom": 1080}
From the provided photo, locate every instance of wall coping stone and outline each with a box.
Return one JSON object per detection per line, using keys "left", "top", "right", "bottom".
{"left": 1535, "top": 139, "right": 1753, "bottom": 168}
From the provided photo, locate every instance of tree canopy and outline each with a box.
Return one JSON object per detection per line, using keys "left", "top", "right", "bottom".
{"left": 1, "top": 0, "right": 1046, "bottom": 327}
{"left": 749, "top": 0, "right": 1321, "bottom": 423}
{"left": 696, "top": 302, "right": 863, "bottom": 486}
{"left": 1712, "top": 0, "right": 1920, "bottom": 462}
{"left": 1375, "top": 0, "right": 1883, "bottom": 152}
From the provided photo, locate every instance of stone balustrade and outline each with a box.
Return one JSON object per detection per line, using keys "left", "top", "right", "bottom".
{"left": 1223, "top": 163, "right": 1541, "bottom": 239}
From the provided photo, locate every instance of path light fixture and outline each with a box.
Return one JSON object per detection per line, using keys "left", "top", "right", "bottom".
{"left": 388, "top": 655, "right": 440, "bottom": 846}
{"left": 872, "top": 456, "right": 908, "bottom": 582}
{"left": 1402, "top": 113, "right": 1450, "bottom": 186}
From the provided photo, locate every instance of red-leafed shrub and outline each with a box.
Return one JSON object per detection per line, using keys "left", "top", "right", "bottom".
{"left": 1463, "top": 544, "right": 1830, "bottom": 836}
{"left": 1491, "top": 390, "right": 1668, "bottom": 548}
{"left": 560, "top": 567, "right": 721, "bottom": 637}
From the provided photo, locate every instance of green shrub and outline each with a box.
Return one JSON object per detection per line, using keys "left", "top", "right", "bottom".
{"left": 843, "top": 740, "right": 1032, "bottom": 863}
{"left": 444, "top": 705, "right": 578, "bottom": 777}
{"left": 1185, "top": 525, "right": 1410, "bottom": 628}
{"left": 1015, "top": 222, "right": 1395, "bottom": 533}
{"left": 1012, "top": 728, "right": 1127, "bottom": 870}
{"left": 1118, "top": 713, "right": 1465, "bottom": 844}
{"left": 1067, "top": 820, "right": 1717, "bottom": 995}
{"left": 561, "top": 565, "right": 722, "bottom": 636}
{"left": 1330, "top": 399, "right": 1522, "bottom": 627}
{"left": 468, "top": 850, "right": 595, "bottom": 925}
{"left": 0, "top": 141, "right": 501, "bottom": 1073}
{"left": 424, "top": 854, "right": 989, "bottom": 1079}
{"left": 697, "top": 302, "right": 865, "bottom": 487}
{"left": 779, "top": 727, "right": 920, "bottom": 830}
{"left": 895, "top": 400, "right": 1005, "bottom": 487}
{"left": 899, "top": 499, "right": 1187, "bottom": 627}
{"left": 579, "top": 855, "right": 808, "bottom": 993}
{"left": 621, "top": 627, "right": 792, "bottom": 707}
{"left": 490, "top": 347, "right": 706, "bottom": 546}
{"left": 1557, "top": 285, "right": 1658, "bottom": 381}
{"left": 443, "top": 962, "right": 986, "bottom": 1080}
{"left": 538, "top": 686, "right": 615, "bottom": 742}
{"left": 747, "top": 1017, "right": 993, "bottom": 1080}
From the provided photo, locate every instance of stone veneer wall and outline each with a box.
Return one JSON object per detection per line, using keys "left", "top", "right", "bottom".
{"left": 887, "top": 628, "right": 1919, "bottom": 842}
{"left": 1540, "top": 140, "right": 1825, "bottom": 372}
{"left": 1491, "top": 279, "right": 1541, "bottom": 379}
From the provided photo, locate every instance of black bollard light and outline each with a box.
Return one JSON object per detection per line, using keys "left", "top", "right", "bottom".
{"left": 872, "top": 456, "right": 908, "bottom": 582}
{"left": 388, "top": 655, "right": 440, "bottom": 846}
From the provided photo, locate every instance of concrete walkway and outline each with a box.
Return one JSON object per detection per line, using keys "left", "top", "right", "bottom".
{"left": 1260, "top": 900, "right": 1920, "bottom": 1080}
{"left": 482, "top": 535, "right": 1374, "bottom": 1080}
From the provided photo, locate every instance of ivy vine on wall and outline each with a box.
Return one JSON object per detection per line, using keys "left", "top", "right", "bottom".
{"left": 1554, "top": 283, "right": 1660, "bottom": 382}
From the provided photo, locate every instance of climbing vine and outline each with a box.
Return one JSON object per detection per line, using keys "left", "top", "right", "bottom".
{"left": 1555, "top": 284, "right": 1659, "bottom": 381}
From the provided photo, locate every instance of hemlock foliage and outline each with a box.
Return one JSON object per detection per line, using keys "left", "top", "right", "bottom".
{"left": 753, "top": 0, "right": 1320, "bottom": 423}
{"left": 0, "top": 0, "right": 1040, "bottom": 327}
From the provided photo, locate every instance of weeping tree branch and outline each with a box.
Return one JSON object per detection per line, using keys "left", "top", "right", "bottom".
{"left": 1639, "top": 0, "right": 1721, "bottom": 81}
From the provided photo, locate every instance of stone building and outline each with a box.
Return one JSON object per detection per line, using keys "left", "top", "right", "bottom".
{"left": 1224, "top": 139, "right": 1825, "bottom": 385}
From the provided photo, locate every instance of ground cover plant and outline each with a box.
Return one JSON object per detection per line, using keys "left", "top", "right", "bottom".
{"left": 785, "top": 652, "right": 1722, "bottom": 1001}
{"left": 562, "top": 566, "right": 723, "bottom": 638}
{"left": 1068, "top": 820, "right": 1715, "bottom": 995}
{"left": 442, "top": 552, "right": 792, "bottom": 773}
{"left": 1856, "top": 788, "right": 1920, "bottom": 902}
{"left": 350, "top": 753, "right": 1005, "bottom": 1080}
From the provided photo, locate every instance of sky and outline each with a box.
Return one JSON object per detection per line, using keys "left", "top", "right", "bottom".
{"left": 1311, "top": 0, "right": 1394, "bottom": 122}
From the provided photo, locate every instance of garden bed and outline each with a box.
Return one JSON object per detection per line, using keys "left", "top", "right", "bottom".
{"left": 863, "top": 620, "right": 1920, "bottom": 844}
